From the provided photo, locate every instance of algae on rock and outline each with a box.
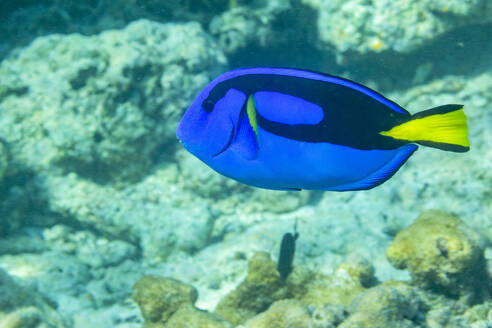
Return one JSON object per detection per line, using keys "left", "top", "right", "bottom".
{"left": 131, "top": 208, "right": 492, "bottom": 328}
{"left": 215, "top": 251, "right": 283, "bottom": 325}
{"left": 165, "top": 304, "right": 232, "bottom": 328}
{"left": 242, "top": 299, "right": 312, "bottom": 328}
{"left": 215, "top": 252, "right": 376, "bottom": 327}
{"left": 132, "top": 275, "right": 231, "bottom": 328}
{"left": 133, "top": 275, "right": 198, "bottom": 324}
{"left": 387, "top": 210, "right": 490, "bottom": 302}
{"left": 300, "top": 258, "right": 376, "bottom": 308}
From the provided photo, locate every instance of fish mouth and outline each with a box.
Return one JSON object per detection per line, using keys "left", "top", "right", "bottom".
{"left": 213, "top": 118, "right": 235, "bottom": 158}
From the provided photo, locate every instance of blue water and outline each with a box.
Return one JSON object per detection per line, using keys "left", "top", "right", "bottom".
{"left": 0, "top": 1, "right": 490, "bottom": 327}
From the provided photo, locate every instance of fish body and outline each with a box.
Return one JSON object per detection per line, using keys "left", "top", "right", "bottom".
{"left": 177, "top": 67, "right": 469, "bottom": 191}
{"left": 277, "top": 220, "right": 299, "bottom": 280}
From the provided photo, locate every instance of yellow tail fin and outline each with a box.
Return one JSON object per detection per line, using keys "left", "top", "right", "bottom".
{"left": 380, "top": 104, "right": 469, "bottom": 152}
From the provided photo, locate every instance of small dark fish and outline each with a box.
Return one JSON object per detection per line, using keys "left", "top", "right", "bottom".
{"left": 277, "top": 220, "right": 299, "bottom": 280}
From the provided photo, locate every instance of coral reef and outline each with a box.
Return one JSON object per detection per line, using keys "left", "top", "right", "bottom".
{"left": 0, "top": 17, "right": 311, "bottom": 264}
{"left": 133, "top": 275, "right": 198, "bottom": 324}
{"left": 0, "top": 0, "right": 490, "bottom": 326}
{"left": 387, "top": 210, "right": 490, "bottom": 302}
{"left": 300, "top": 257, "right": 376, "bottom": 308}
{"left": 42, "top": 172, "right": 216, "bottom": 263}
{"left": 339, "top": 282, "right": 424, "bottom": 328}
{"left": 0, "top": 252, "right": 91, "bottom": 310}
{"left": 209, "top": 0, "right": 291, "bottom": 54}
{"left": 0, "top": 19, "right": 226, "bottom": 183}
{"left": 303, "top": 0, "right": 492, "bottom": 61}
{"left": 215, "top": 252, "right": 283, "bottom": 325}
{"left": 129, "top": 212, "right": 491, "bottom": 327}
{"left": 132, "top": 275, "right": 230, "bottom": 328}
{"left": 43, "top": 225, "right": 137, "bottom": 269}
{"left": 241, "top": 299, "right": 311, "bottom": 328}
{"left": 0, "top": 0, "right": 237, "bottom": 60}
{"left": 165, "top": 304, "right": 232, "bottom": 328}
{"left": 0, "top": 267, "right": 69, "bottom": 327}
{"left": 214, "top": 252, "right": 376, "bottom": 326}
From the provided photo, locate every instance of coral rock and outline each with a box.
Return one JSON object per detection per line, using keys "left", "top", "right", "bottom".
{"left": 243, "top": 299, "right": 311, "bottom": 328}
{"left": 132, "top": 275, "right": 198, "bottom": 325}
{"left": 165, "top": 304, "right": 232, "bottom": 328}
{"left": 301, "top": 257, "right": 376, "bottom": 308}
{"left": 0, "top": 268, "right": 69, "bottom": 327}
{"left": 0, "top": 19, "right": 226, "bottom": 183}
{"left": 339, "top": 282, "right": 424, "bottom": 328}
{"left": 304, "top": 0, "right": 492, "bottom": 61}
{"left": 215, "top": 252, "right": 282, "bottom": 325}
{"left": 386, "top": 210, "right": 490, "bottom": 301}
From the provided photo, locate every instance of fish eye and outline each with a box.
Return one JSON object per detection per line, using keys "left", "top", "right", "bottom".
{"left": 202, "top": 99, "right": 215, "bottom": 113}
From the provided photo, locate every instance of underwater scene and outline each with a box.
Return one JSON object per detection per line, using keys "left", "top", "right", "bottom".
{"left": 0, "top": 0, "right": 491, "bottom": 327}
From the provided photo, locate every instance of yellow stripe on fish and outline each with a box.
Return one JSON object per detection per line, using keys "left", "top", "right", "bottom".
{"left": 247, "top": 94, "right": 259, "bottom": 139}
{"left": 380, "top": 107, "right": 469, "bottom": 149}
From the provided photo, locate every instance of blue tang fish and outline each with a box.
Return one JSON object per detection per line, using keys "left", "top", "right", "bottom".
{"left": 176, "top": 67, "right": 469, "bottom": 191}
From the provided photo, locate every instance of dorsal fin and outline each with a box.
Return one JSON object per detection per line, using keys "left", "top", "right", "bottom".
{"left": 213, "top": 67, "right": 410, "bottom": 115}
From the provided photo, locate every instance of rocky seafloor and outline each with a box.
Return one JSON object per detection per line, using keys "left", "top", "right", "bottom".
{"left": 0, "top": 0, "right": 491, "bottom": 327}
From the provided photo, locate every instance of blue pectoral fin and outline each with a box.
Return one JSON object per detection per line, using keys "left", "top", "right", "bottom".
{"left": 328, "top": 144, "right": 418, "bottom": 191}
{"left": 230, "top": 110, "right": 259, "bottom": 160}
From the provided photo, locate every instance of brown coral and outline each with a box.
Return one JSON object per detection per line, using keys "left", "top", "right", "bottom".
{"left": 386, "top": 210, "right": 490, "bottom": 302}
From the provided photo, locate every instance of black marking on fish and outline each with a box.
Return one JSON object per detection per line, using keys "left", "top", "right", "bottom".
{"left": 203, "top": 73, "right": 411, "bottom": 150}
{"left": 212, "top": 118, "right": 235, "bottom": 157}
